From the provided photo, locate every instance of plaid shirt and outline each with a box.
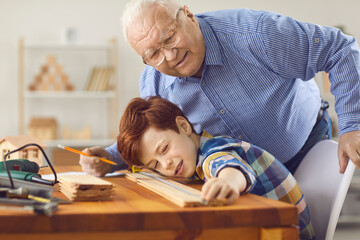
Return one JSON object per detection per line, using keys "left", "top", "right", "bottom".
{"left": 196, "top": 131, "right": 315, "bottom": 240}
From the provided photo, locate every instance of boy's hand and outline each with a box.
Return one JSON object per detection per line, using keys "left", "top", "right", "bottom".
{"left": 201, "top": 167, "right": 247, "bottom": 204}
{"left": 79, "top": 147, "right": 111, "bottom": 177}
{"left": 201, "top": 177, "right": 240, "bottom": 204}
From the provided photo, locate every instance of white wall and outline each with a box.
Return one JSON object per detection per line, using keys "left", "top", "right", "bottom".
{"left": 1, "top": 0, "right": 359, "bottom": 137}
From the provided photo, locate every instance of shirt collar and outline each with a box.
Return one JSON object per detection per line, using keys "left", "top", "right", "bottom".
{"left": 196, "top": 16, "right": 224, "bottom": 66}
{"left": 199, "top": 130, "right": 214, "bottom": 149}
{"left": 164, "top": 16, "right": 224, "bottom": 87}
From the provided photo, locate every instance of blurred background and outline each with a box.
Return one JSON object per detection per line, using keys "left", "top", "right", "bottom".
{"left": 0, "top": 1, "right": 359, "bottom": 238}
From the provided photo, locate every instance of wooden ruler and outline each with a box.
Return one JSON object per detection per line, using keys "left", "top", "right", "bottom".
{"left": 125, "top": 172, "right": 225, "bottom": 207}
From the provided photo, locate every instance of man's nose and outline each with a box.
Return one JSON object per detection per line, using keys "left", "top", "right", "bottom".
{"left": 162, "top": 48, "right": 177, "bottom": 62}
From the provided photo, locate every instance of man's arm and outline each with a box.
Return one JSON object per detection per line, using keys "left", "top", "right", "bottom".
{"left": 338, "top": 131, "right": 360, "bottom": 173}
{"left": 261, "top": 12, "right": 360, "bottom": 171}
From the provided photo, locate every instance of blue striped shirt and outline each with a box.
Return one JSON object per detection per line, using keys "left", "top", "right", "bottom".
{"left": 107, "top": 8, "right": 360, "bottom": 168}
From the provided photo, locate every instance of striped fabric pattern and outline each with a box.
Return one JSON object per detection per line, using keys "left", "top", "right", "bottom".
{"left": 138, "top": 8, "right": 360, "bottom": 165}
{"left": 196, "top": 131, "right": 315, "bottom": 239}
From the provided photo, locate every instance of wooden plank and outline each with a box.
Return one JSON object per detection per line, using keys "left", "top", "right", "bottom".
{"left": 125, "top": 172, "right": 225, "bottom": 207}
{"left": 58, "top": 174, "right": 113, "bottom": 201}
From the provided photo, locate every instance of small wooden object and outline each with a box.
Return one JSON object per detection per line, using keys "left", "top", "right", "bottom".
{"left": 62, "top": 125, "right": 91, "bottom": 140}
{"left": 85, "top": 66, "right": 113, "bottom": 91}
{"left": 28, "top": 117, "right": 58, "bottom": 140}
{"left": 0, "top": 135, "right": 46, "bottom": 166}
{"left": 59, "top": 175, "right": 113, "bottom": 201}
{"left": 28, "top": 55, "right": 74, "bottom": 91}
{"left": 125, "top": 172, "right": 225, "bottom": 207}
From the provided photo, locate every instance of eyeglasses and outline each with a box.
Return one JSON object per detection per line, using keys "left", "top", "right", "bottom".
{"left": 143, "top": 9, "right": 182, "bottom": 67}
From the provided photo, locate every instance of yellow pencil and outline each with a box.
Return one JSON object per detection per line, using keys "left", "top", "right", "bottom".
{"left": 57, "top": 144, "right": 117, "bottom": 165}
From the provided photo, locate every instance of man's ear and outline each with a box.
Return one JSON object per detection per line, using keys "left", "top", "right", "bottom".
{"left": 183, "top": 5, "right": 196, "bottom": 22}
{"left": 175, "top": 116, "right": 192, "bottom": 136}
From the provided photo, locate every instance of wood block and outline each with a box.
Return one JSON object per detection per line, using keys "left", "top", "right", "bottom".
{"left": 54, "top": 64, "right": 63, "bottom": 74}
{"left": 61, "top": 74, "right": 69, "bottom": 84}
{"left": 65, "top": 83, "right": 74, "bottom": 91}
{"left": 41, "top": 65, "right": 48, "bottom": 74}
{"left": 39, "top": 82, "right": 48, "bottom": 91}
{"left": 53, "top": 82, "right": 62, "bottom": 91}
{"left": 58, "top": 175, "right": 113, "bottom": 201}
{"left": 125, "top": 172, "right": 225, "bottom": 207}
{"left": 28, "top": 83, "right": 36, "bottom": 91}
{"left": 35, "top": 75, "right": 42, "bottom": 83}
{"left": 28, "top": 55, "right": 75, "bottom": 92}
{"left": 46, "top": 74, "right": 55, "bottom": 83}
{"left": 47, "top": 55, "right": 57, "bottom": 65}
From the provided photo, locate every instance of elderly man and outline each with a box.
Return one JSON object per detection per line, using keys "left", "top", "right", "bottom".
{"left": 80, "top": 0, "right": 360, "bottom": 177}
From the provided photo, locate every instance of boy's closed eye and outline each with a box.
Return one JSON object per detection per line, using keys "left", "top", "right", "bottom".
{"left": 154, "top": 161, "right": 159, "bottom": 169}
{"left": 161, "top": 144, "right": 169, "bottom": 154}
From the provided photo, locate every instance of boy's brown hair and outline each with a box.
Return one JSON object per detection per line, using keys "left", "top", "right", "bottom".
{"left": 117, "top": 96, "right": 195, "bottom": 166}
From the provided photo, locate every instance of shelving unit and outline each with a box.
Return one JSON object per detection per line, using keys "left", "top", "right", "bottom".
{"left": 18, "top": 38, "right": 119, "bottom": 157}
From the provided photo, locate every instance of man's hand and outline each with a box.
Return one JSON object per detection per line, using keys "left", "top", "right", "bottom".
{"left": 338, "top": 130, "right": 360, "bottom": 174}
{"left": 201, "top": 167, "right": 246, "bottom": 204}
{"left": 79, "top": 146, "right": 111, "bottom": 177}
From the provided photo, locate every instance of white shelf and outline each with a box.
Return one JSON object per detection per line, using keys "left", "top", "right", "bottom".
{"left": 44, "top": 138, "right": 115, "bottom": 148}
{"left": 19, "top": 37, "right": 119, "bottom": 152}
{"left": 24, "top": 43, "right": 111, "bottom": 51}
{"left": 24, "top": 90, "right": 115, "bottom": 99}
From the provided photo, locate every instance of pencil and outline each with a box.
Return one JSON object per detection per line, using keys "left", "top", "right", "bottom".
{"left": 57, "top": 144, "right": 117, "bottom": 165}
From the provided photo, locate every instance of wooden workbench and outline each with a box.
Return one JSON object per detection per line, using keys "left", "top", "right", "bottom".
{"left": 0, "top": 165, "right": 298, "bottom": 240}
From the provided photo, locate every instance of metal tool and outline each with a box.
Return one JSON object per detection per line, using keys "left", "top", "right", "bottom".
{"left": 2, "top": 143, "right": 57, "bottom": 188}
{"left": 0, "top": 170, "right": 54, "bottom": 185}
{"left": 0, "top": 197, "right": 58, "bottom": 216}
{"left": 0, "top": 143, "right": 59, "bottom": 215}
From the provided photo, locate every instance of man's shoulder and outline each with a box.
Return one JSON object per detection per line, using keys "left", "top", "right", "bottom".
{"left": 196, "top": 8, "right": 267, "bottom": 33}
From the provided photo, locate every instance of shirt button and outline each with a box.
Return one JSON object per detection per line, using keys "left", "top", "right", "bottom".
{"left": 238, "top": 135, "right": 243, "bottom": 140}
{"left": 201, "top": 80, "right": 205, "bottom": 85}
{"left": 314, "top": 38, "right": 320, "bottom": 43}
{"left": 220, "top": 109, "right": 225, "bottom": 114}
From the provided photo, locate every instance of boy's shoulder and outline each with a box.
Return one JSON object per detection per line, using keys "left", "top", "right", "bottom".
{"left": 199, "top": 132, "right": 266, "bottom": 162}
{"left": 199, "top": 134, "right": 243, "bottom": 155}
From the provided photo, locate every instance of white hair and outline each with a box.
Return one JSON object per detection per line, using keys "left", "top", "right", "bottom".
{"left": 121, "top": 0, "right": 182, "bottom": 43}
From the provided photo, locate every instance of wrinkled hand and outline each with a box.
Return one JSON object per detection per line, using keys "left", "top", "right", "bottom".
{"left": 201, "top": 178, "right": 240, "bottom": 204}
{"left": 338, "top": 130, "right": 360, "bottom": 174}
{"left": 79, "top": 146, "right": 111, "bottom": 177}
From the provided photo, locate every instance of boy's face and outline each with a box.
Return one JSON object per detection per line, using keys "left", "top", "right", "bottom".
{"left": 138, "top": 117, "right": 199, "bottom": 178}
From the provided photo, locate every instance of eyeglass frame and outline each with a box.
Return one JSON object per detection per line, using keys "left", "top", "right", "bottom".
{"left": 142, "top": 8, "right": 183, "bottom": 67}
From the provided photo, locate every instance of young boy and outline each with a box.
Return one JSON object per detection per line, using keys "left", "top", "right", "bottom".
{"left": 117, "top": 96, "right": 315, "bottom": 240}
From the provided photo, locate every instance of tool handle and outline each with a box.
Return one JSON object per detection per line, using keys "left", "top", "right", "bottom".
{"left": 0, "top": 159, "right": 40, "bottom": 173}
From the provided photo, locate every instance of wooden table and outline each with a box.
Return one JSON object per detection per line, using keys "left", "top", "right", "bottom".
{"left": 0, "top": 165, "right": 299, "bottom": 240}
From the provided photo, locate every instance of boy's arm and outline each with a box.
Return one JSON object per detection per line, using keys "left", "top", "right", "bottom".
{"left": 201, "top": 167, "right": 247, "bottom": 204}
